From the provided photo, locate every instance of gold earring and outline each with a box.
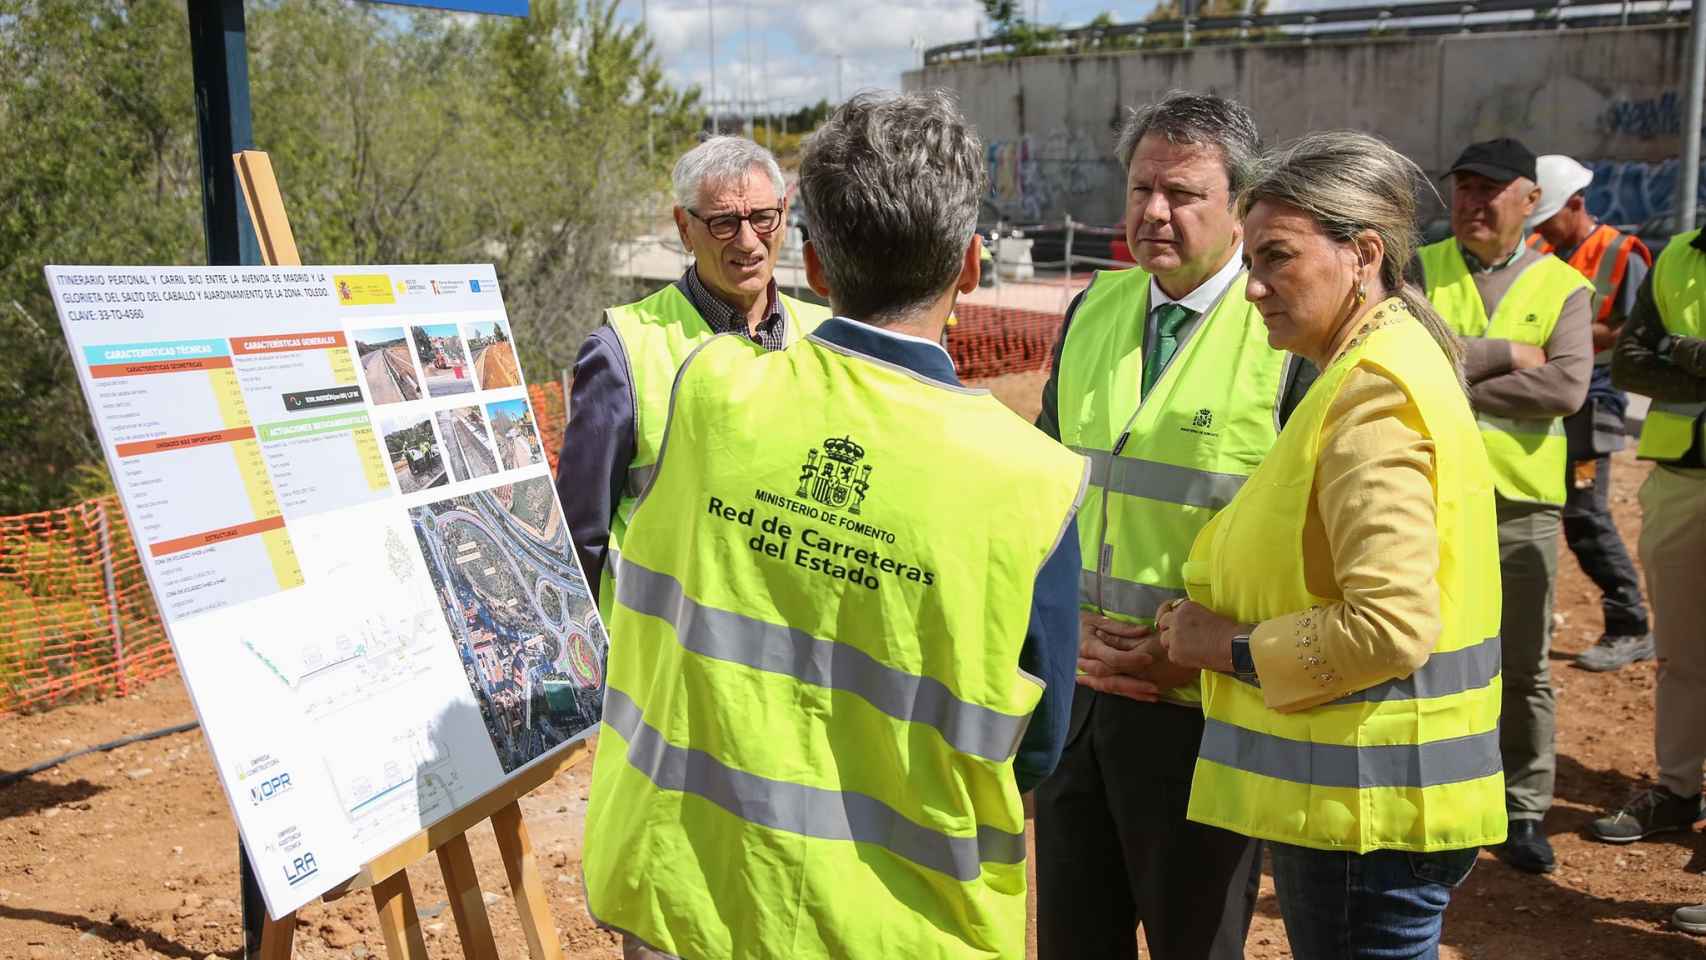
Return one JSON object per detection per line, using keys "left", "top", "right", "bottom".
{"left": 1355, "top": 282, "right": 1367, "bottom": 306}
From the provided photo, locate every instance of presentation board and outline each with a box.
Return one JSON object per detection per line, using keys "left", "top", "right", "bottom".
{"left": 44, "top": 264, "right": 607, "bottom": 918}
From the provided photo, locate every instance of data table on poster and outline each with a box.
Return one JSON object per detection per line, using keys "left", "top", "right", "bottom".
{"left": 46, "top": 265, "right": 609, "bottom": 920}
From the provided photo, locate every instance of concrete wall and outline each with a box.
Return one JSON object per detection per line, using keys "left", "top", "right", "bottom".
{"left": 903, "top": 24, "right": 1701, "bottom": 227}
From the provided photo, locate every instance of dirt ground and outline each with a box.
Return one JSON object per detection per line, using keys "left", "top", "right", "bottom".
{"left": 2, "top": 440, "right": 1702, "bottom": 957}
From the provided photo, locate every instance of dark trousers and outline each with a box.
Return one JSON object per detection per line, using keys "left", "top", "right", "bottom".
{"left": 1563, "top": 455, "right": 1649, "bottom": 637}
{"left": 1268, "top": 842, "right": 1478, "bottom": 960}
{"left": 1035, "top": 690, "right": 1261, "bottom": 960}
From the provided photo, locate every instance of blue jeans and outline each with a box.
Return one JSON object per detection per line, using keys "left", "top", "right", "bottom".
{"left": 1268, "top": 842, "right": 1479, "bottom": 960}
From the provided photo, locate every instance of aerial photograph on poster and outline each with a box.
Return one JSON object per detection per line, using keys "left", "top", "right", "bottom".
{"left": 380, "top": 414, "right": 449, "bottom": 494}
{"left": 411, "top": 323, "right": 476, "bottom": 398}
{"left": 464, "top": 318, "right": 522, "bottom": 390}
{"left": 434, "top": 406, "right": 501, "bottom": 482}
{"left": 409, "top": 475, "right": 606, "bottom": 772}
{"left": 485, "top": 398, "right": 544, "bottom": 471}
{"left": 351, "top": 326, "right": 422, "bottom": 404}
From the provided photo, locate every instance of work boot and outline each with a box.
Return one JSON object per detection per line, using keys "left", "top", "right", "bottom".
{"left": 1675, "top": 904, "right": 1706, "bottom": 935}
{"left": 1574, "top": 633, "right": 1656, "bottom": 672}
{"left": 1588, "top": 786, "right": 1704, "bottom": 844}
{"left": 1493, "top": 819, "right": 1556, "bottom": 874}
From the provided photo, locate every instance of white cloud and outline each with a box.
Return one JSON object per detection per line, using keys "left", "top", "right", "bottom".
{"left": 628, "top": 0, "right": 1160, "bottom": 110}
{"left": 632, "top": 0, "right": 985, "bottom": 109}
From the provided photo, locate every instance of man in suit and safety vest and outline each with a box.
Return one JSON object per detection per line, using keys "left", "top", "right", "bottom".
{"left": 555, "top": 136, "right": 830, "bottom": 624}
{"left": 1526, "top": 154, "right": 1655, "bottom": 673}
{"left": 582, "top": 90, "right": 1087, "bottom": 959}
{"left": 1032, "top": 91, "right": 1313, "bottom": 960}
{"left": 1417, "top": 137, "right": 1593, "bottom": 875}
{"left": 1597, "top": 226, "right": 1706, "bottom": 934}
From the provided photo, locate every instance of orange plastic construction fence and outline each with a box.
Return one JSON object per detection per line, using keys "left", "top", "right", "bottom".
{"left": 945, "top": 302, "right": 1066, "bottom": 383}
{"left": 2, "top": 307, "right": 1064, "bottom": 715}
{"left": 0, "top": 496, "right": 173, "bottom": 714}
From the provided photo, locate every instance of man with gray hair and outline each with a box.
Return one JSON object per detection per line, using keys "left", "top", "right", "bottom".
{"left": 581, "top": 90, "right": 1086, "bottom": 960}
{"left": 555, "top": 136, "right": 829, "bottom": 625}
{"left": 1037, "top": 90, "right": 1313, "bottom": 960}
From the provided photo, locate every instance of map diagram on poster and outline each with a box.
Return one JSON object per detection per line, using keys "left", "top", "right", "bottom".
{"left": 44, "top": 264, "right": 608, "bottom": 918}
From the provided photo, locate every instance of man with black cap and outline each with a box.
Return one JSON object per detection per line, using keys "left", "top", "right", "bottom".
{"left": 1416, "top": 137, "right": 1594, "bottom": 876}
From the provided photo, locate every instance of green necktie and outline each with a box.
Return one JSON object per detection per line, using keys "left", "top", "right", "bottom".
{"left": 1142, "top": 302, "right": 1195, "bottom": 400}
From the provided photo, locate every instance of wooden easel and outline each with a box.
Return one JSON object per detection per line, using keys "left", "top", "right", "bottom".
{"left": 233, "top": 148, "right": 591, "bottom": 960}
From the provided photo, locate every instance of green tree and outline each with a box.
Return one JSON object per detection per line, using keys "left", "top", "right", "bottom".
{"left": 0, "top": 0, "right": 201, "bottom": 515}
{"left": 980, "top": 0, "right": 1060, "bottom": 58}
{"left": 0, "top": 0, "right": 696, "bottom": 514}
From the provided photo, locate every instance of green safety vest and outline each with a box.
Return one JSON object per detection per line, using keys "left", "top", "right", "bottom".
{"left": 1056, "top": 267, "right": 1290, "bottom": 705}
{"left": 1419, "top": 239, "right": 1591, "bottom": 505}
{"left": 1183, "top": 305, "right": 1506, "bottom": 853}
{"left": 600, "top": 284, "right": 828, "bottom": 618}
{"left": 583, "top": 329, "right": 1088, "bottom": 959}
{"left": 1636, "top": 229, "right": 1706, "bottom": 463}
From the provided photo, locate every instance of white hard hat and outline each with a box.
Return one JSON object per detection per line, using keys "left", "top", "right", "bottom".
{"left": 1527, "top": 155, "right": 1594, "bottom": 230}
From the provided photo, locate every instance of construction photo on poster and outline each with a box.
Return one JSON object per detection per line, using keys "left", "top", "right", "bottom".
{"left": 43, "top": 264, "right": 608, "bottom": 919}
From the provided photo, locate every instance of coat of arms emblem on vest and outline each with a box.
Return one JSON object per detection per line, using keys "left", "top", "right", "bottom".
{"left": 797, "top": 436, "right": 872, "bottom": 514}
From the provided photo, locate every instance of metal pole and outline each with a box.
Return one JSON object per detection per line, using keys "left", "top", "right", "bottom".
{"left": 185, "top": 2, "right": 262, "bottom": 950}
{"left": 187, "top": 0, "right": 260, "bottom": 267}
{"left": 708, "top": 0, "right": 718, "bottom": 135}
{"left": 97, "top": 500, "right": 125, "bottom": 696}
{"left": 1063, "top": 214, "right": 1074, "bottom": 288}
{"left": 1680, "top": 0, "right": 1705, "bottom": 232}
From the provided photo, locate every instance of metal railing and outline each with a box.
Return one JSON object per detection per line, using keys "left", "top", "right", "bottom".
{"left": 924, "top": 0, "right": 1691, "bottom": 65}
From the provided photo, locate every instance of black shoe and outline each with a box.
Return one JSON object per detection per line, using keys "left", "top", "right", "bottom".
{"left": 1589, "top": 787, "right": 1704, "bottom": 844}
{"left": 1494, "top": 819, "right": 1557, "bottom": 874}
{"left": 1574, "top": 633, "right": 1656, "bottom": 672}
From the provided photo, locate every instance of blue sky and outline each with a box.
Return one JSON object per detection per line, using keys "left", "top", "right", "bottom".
{"left": 611, "top": 0, "right": 1170, "bottom": 113}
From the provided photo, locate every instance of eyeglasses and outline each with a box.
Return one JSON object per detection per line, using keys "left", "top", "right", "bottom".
{"left": 687, "top": 206, "right": 784, "bottom": 240}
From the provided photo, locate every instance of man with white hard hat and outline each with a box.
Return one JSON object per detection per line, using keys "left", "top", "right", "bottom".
{"left": 1526, "top": 154, "right": 1655, "bottom": 674}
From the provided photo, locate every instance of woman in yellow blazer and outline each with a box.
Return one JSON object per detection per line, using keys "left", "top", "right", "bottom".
{"left": 1079, "top": 131, "right": 1506, "bottom": 958}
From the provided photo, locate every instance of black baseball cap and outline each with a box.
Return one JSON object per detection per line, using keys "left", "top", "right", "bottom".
{"left": 1445, "top": 138, "right": 1538, "bottom": 183}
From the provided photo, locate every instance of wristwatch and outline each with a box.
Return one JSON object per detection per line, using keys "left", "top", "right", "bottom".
{"left": 1230, "top": 633, "right": 1260, "bottom": 686}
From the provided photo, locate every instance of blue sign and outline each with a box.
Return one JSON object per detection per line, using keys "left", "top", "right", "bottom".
{"left": 372, "top": 0, "right": 529, "bottom": 17}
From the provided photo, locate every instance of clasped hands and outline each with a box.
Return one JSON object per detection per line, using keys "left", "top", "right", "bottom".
{"left": 1075, "top": 599, "right": 1247, "bottom": 703}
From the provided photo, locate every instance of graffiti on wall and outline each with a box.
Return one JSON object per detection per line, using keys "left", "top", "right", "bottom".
{"left": 1587, "top": 159, "right": 1706, "bottom": 226}
{"left": 1598, "top": 93, "right": 1701, "bottom": 141}
{"left": 986, "top": 129, "right": 1110, "bottom": 221}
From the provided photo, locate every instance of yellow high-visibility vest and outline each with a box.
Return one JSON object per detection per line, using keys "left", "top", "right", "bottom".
{"left": 1182, "top": 303, "right": 1506, "bottom": 853}
{"left": 599, "top": 284, "right": 827, "bottom": 617}
{"left": 1636, "top": 229, "right": 1706, "bottom": 462}
{"left": 1419, "top": 239, "right": 1591, "bottom": 505}
{"left": 1056, "top": 267, "right": 1290, "bottom": 704}
{"left": 584, "top": 329, "right": 1087, "bottom": 959}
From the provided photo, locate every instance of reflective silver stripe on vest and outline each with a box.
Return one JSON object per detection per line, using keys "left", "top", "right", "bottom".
{"left": 618, "top": 559, "right": 1031, "bottom": 762}
{"left": 604, "top": 686, "right": 1027, "bottom": 881}
{"left": 1078, "top": 568, "right": 1185, "bottom": 619}
{"left": 1072, "top": 447, "right": 1248, "bottom": 509}
{"left": 1198, "top": 718, "right": 1502, "bottom": 790}
{"left": 1477, "top": 413, "right": 1566, "bottom": 438}
{"left": 625, "top": 463, "right": 655, "bottom": 499}
{"left": 1331, "top": 635, "right": 1500, "bottom": 704}
{"left": 1651, "top": 400, "right": 1706, "bottom": 418}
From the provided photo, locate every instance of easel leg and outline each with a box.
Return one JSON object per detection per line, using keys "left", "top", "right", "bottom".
{"left": 436, "top": 832, "right": 501, "bottom": 960}
{"left": 258, "top": 912, "right": 297, "bottom": 960}
{"left": 371, "top": 869, "right": 430, "bottom": 960}
{"left": 492, "top": 800, "right": 565, "bottom": 960}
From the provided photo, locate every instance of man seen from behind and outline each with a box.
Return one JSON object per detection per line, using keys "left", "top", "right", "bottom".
{"left": 581, "top": 90, "right": 1087, "bottom": 960}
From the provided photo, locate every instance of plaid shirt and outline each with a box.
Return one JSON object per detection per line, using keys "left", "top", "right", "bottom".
{"left": 677, "top": 265, "right": 789, "bottom": 352}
